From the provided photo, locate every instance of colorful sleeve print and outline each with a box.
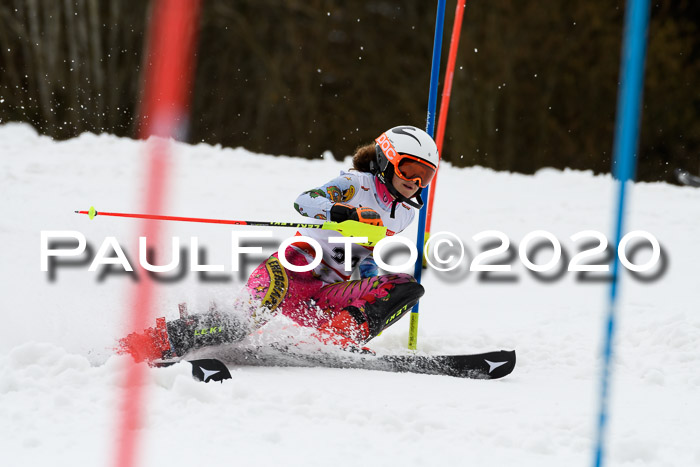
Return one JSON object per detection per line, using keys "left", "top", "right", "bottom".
{"left": 326, "top": 185, "right": 356, "bottom": 203}
{"left": 294, "top": 173, "right": 359, "bottom": 219}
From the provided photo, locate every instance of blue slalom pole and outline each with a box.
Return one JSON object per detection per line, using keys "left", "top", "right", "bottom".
{"left": 593, "top": 1, "right": 650, "bottom": 466}
{"left": 408, "top": 0, "right": 446, "bottom": 350}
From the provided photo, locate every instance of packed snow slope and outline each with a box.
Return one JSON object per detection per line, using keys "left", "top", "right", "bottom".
{"left": 1, "top": 123, "right": 699, "bottom": 467}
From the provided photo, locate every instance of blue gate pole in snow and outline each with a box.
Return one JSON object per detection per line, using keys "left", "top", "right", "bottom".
{"left": 407, "top": 0, "right": 446, "bottom": 350}
{"left": 593, "top": 0, "right": 650, "bottom": 466}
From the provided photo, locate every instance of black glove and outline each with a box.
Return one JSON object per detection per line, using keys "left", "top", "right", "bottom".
{"left": 330, "top": 203, "right": 384, "bottom": 226}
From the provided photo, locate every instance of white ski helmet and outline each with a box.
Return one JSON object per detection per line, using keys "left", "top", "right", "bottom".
{"left": 372, "top": 125, "right": 439, "bottom": 215}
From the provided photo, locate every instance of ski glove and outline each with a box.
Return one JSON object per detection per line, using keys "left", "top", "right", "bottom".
{"left": 330, "top": 203, "right": 384, "bottom": 226}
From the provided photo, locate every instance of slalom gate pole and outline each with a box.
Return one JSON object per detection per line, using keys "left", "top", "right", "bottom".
{"left": 425, "top": 0, "right": 466, "bottom": 239}
{"left": 408, "top": 0, "right": 446, "bottom": 350}
{"left": 592, "top": 1, "right": 650, "bottom": 466}
{"left": 112, "top": 2, "right": 201, "bottom": 467}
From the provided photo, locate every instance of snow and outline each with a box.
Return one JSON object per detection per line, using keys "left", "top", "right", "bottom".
{"left": 1, "top": 122, "right": 699, "bottom": 466}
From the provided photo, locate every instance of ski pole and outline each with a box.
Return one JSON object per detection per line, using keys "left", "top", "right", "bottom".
{"left": 74, "top": 206, "right": 387, "bottom": 246}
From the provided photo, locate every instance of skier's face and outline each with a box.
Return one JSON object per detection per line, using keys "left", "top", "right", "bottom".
{"left": 391, "top": 175, "right": 420, "bottom": 199}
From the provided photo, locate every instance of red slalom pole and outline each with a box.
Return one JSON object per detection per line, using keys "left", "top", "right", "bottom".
{"left": 112, "top": 2, "right": 201, "bottom": 467}
{"left": 425, "top": 0, "right": 466, "bottom": 236}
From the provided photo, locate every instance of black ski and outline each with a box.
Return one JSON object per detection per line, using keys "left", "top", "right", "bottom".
{"left": 675, "top": 168, "right": 700, "bottom": 187}
{"left": 210, "top": 345, "right": 516, "bottom": 380}
{"left": 153, "top": 348, "right": 515, "bottom": 381}
{"left": 152, "top": 358, "right": 232, "bottom": 383}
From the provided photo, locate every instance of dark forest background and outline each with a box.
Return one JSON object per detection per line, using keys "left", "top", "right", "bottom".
{"left": 0, "top": 1, "right": 698, "bottom": 182}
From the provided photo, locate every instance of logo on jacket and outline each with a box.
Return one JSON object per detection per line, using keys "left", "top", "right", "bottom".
{"left": 327, "top": 185, "right": 355, "bottom": 203}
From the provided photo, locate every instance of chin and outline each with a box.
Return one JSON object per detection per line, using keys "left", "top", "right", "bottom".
{"left": 391, "top": 180, "right": 419, "bottom": 200}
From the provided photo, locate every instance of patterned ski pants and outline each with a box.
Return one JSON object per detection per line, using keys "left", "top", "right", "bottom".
{"left": 245, "top": 247, "right": 418, "bottom": 330}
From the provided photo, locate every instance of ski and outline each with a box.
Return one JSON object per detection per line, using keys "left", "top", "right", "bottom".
{"left": 152, "top": 347, "right": 515, "bottom": 381}
{"left": 152, "top": 358, "right": 232, "bottom": 383}
{"left": 675, "top": 168, "right": 700, "bottom": 187}
{"left": 206, "top": 345, "right": 516, "bottom": 380}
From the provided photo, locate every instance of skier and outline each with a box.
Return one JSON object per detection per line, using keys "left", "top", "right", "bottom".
{"left": 119, "top": 125, "right": 440, "bottom": 361}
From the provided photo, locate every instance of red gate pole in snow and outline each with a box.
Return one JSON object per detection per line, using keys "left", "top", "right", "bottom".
{"left": 424, "top": 0, "right": 467, "bottom": 241}
{"left": 113, "top": 2, "right": 201, "bottom": 467}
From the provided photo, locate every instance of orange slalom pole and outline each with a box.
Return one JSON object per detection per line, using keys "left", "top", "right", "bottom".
{"left": 425, "top": 0, "right": 467, "bottom": 235}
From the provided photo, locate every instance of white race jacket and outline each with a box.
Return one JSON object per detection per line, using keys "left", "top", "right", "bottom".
{"left": 293, "top": 170, "right": 415, "bottom": 283}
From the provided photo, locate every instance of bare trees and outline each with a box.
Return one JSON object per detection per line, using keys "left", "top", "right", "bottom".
{"left": 0, "top": 1, "right": 148, "bottom": 138}
{"left": 0, "top": 1, "right": 697, "bottom": 182}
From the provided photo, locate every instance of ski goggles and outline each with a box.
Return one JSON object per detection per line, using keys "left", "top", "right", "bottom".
{"left": 394, "top": 155, "right": 437, "bottom": 188}
{"left": 375, "top": 133, "right": 437, "bottom": 188}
